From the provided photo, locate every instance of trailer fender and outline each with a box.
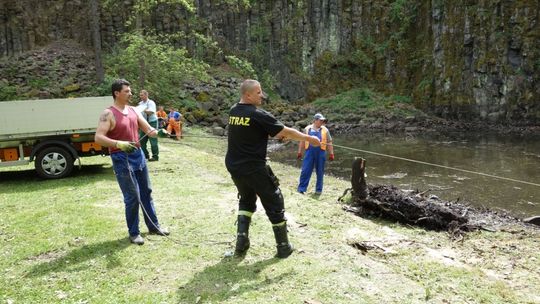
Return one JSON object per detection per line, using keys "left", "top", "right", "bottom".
{"left": 30, "top": 140, "right": 78, "bottom": 162}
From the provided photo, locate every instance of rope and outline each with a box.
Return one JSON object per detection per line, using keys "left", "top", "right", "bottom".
{"left": 328, "top": 143, "right": 540, "bottom": 187}
{"left": 159, "top": 133, "right": 540, "bottom": 187}
{"left": 119, "top": 148, "right": 232, "bottom": 246}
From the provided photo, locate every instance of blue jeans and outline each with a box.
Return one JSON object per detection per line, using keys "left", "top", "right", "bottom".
{"left": 111, "top": 149, "right": 161, "bottom": 237}
{"left": 298, "top": 147, "right": 326, "bottom": 193}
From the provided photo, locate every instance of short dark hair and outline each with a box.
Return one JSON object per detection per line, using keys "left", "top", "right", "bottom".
{"left": 111, "top": 79, "right": 130, "bottom": 99}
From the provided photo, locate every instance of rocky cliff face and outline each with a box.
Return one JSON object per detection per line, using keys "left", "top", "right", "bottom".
{"left": 1, "top": 0, "right": 538, "bottom": 123}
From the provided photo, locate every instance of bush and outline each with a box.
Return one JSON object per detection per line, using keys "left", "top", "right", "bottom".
{"left": 312, "top": 88, "right": 375, "bottom": 114}
{"left": 87, "top": 75, "right": 117, "bottom": 97}
{"left": 192, "top": 109, "right": 208, "bottom": 121}
{"left": 311, "top": 87, "right": 421, "bottom": 119}
{"left": 105, "top": 32, "right": 210, "bottom": 103}
{"left": 225, "top": 55, "right": 257, "bottom": 79}
{"left": 0, "top": 83, "right": 18, "bottom": 101}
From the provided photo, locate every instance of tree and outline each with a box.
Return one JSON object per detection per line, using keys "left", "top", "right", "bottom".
{"left": 89, "top": 0, "right": 104, "bottom": 84}
{"left": 106, "top": 32, "right": 209, "bottom": 102}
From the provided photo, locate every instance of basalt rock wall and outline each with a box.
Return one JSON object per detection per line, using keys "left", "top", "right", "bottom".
{"left": 1, "top": 0, "right": 538, "bottom": 122}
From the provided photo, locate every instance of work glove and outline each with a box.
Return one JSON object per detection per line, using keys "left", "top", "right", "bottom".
{"left": 329, "top": 154, "right": 335, "bottom": 161}
{"left": 297, "top": 152, "right": 302, "bottom": 160}
{"left": 116, "top": 140, "right": 137, "bottom": 153}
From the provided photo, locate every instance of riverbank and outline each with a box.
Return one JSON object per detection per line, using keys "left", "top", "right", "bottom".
{"left": 264, "top": 96, "right": 540, "bottom": 137}
{"left": 0, "top": 128, "right": 538, "bottom": 303}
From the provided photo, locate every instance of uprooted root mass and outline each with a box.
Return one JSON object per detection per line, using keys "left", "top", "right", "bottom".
{"left": 340, "top": 158, "right": 524, "bottom": 235}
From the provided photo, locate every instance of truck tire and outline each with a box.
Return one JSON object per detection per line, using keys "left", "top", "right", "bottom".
{"left": 35, "top": 146, "right": 74, "bottom": 179}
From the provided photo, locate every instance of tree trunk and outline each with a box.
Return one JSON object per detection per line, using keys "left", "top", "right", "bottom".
{"left": 90, "top": 0, "right": 104, "bottom": 84}
{"left": 135, "top": 10, "right": 145, "bottom": 88}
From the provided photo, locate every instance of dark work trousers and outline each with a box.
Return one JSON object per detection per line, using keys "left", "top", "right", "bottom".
{"left": 139, "top": 120, "right": 159, "bottom": 160}
{"left": 231, "top": 166, "right": 285, "bottom": 224}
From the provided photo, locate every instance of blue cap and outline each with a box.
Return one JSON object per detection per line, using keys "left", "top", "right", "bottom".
{"left": 313, "top": 113, "right": 326, "bottom": 121}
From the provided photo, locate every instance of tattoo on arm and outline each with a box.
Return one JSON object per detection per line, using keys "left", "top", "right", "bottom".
{"left": 99, "top": 112, "right": 109, "bottom": 122}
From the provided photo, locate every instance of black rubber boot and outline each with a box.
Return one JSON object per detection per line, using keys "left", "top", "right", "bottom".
{"left": 272, "top": 223, "right": 294, "bottom": 258}
{"left": 234, "top": 215, "right": 251, "bottom": 257}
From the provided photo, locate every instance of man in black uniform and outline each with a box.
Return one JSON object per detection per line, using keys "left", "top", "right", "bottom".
{"left": 225, "top": 79, "right": 321, "bottom": 258}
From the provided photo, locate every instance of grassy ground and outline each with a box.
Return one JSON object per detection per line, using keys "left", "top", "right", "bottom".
{"left": 1, "top": 128, "right": 538, "bottom": 304}
{"left": 311, "top": 87, "right": 426, "bottom": 122}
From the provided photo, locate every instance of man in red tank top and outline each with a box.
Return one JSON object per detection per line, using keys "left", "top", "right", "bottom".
{"left": 95, "top": 79, "right": 170, "bottom": 245}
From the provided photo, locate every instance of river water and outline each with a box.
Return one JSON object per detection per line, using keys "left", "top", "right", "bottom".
{"left": 269, "top": 131, "right": 540, "bottom": 218}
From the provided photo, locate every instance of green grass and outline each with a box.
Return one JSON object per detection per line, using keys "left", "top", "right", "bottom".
{"left": 1, "top": 127, "right": 538, "bottom": 303}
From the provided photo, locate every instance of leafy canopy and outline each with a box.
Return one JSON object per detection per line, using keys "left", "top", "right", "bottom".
{"left": 105, "top": 32, "right": 209, "bottom": 105}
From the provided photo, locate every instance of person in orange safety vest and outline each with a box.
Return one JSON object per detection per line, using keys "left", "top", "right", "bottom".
{"left": 156, "top": 105, "right": 168, "bottom": 129}
{"left": 166, "top": 107, "right": 183, "bottom": 140}
{"left": 297, "top": 113, "right": 334, "bottom": 195}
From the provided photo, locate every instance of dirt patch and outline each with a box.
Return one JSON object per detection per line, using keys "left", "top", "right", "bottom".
{"left": 25, "top": 250, "right": 65, "bottom": 263}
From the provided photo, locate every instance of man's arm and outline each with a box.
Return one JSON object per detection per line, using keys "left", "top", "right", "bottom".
{"left": 144, "top": 100, "right": 156, "bottom": 115}
{"left": 327, "top": 131, "right": 334, "bottom": 160}
{"left": 327, "top": 131, "right": 334, "bottom": 155}
{"left": 297, "top": 128, "right": 307, "bottom": 158}
{"left": 275, "top": 126, "right": 320, "bottom": 147}
{"left": 95, "top": 109, "right": 117, "bottom": 147}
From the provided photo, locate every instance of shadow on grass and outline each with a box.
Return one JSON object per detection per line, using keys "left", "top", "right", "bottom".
{"left": 25, "top": 238, "right": 130, "bottom": 277}
{"left": 0, "top": 164, "right": 114, "bottom": 193}
{"left": 177, "top": 257, "right": 293, "bottom": 302}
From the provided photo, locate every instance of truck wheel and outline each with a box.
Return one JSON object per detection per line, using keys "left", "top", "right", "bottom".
{"left": 35, "top": 147, "right": 74, "bottom": 179}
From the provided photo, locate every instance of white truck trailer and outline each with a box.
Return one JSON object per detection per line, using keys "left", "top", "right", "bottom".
{"left": 0, "top": 96, "right": 112, "bottom": 179}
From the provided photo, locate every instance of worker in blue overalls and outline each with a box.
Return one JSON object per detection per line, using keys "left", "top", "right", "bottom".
{"left": 297, "top": 113, "right": 334, "bottom": 195}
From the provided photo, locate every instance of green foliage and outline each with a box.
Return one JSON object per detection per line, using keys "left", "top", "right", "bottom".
{"left": 310, "top": 48, "right": 373, "bottom": 99}
{"left": 225, "top": 55, "right": 257, "bottom": 79}
{"left": 195, "top": 91, "right": 210, "bottom": 102}
{"left": 103, "top": 0, "right": 194, "bottom": 30}
{"left": 104, "top": 0, "right": 194, "bottom": 16}
{"left": 388, "top": 0, "right": 418, "bottom": 49}
{"left": 389, "top": 0, "right": 417, "bottom": 24}
{"left": 313, "top": 88, "right": 375, "bottom": 114}
{"left": 2, "top": 65, "right": 18, "bottom": 78}
{"left": 312, "top": 87, "right": 420, "bottom": 119}
{"left": 220, "top": 0, "right": 253, "bottom": 10}
{"left": 249, "top": 23, "right": 270, "bottom": 42}
{"left": 132, "top": 0, "right": 194, "bottom": 13}
{"left": 0, "top": 82, "right": 18, "bottom": 101}
{"left": 105, "top": 32, "right": 209, "bottom": 103}
{"left": 259, "top": 69, "right": 279, "bottom": 99}
{"left": 416, "top": 78, "right": 432, "bottom": 92}
{"left": 87, "top": 75, "right": 117, "bottom": 97}
{"left": 190, "top": 32, "right": 223, "bottom": 63}
{"left": 350, "top": 49, "right": 374, "bottom": 67}
{"left": 390, "top": 95, "right": 413, "bottom": 104}
{"left": 28, "top": 78, "right": 50, "bottom": 90}
{"left": 177, "top": 98, "right": 197, "bottom": 111}
{"left": 191, "top": 108, "right": 208, "bottom": 120}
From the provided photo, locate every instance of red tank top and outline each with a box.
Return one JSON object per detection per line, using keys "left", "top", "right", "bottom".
{"left": 107, "top": 106, "right": 140, "bottom": 153}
